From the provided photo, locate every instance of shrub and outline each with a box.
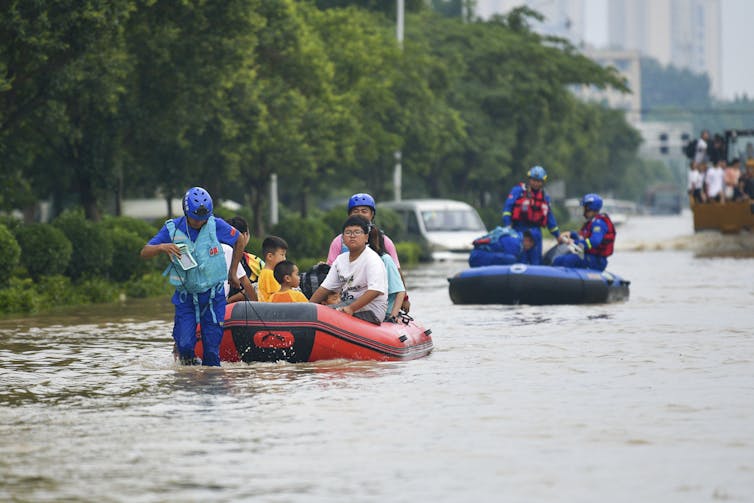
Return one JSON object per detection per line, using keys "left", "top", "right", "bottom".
{"left": 125, "top": 271, "right": 173, "bottom": 298}
{"left": 395, "top": 242, "right": 422, "bottom": 266}
{"left": 53, "top": 209, "right": 114, "bottom": 280}
{"left": 0, "top": 215, "right": 23, "bottom": 235}
{"left": 14, "top": 223, "right": 73, "bottom": 281}
{"left": 0, "top": 224, "right": 21, "bottom": 287}
{"left": 74, "top": 276, "right": 121, "bottom": 304}
{"left": 107, "top": 228, "right": 150, "bottom": 282}
{"left": 270, "top": 216, "right": 333, "bottom": 262}
{"left": 103, "top": 215, "right": 159, "bottom": 241}
{"left": 0, "top": 278, "right": 41, "bottom": 314}
{"left": 36, "top": 274, "right": 83, "bottom": 306}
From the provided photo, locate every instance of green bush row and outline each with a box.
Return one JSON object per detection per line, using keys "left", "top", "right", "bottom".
{"left": 0, "top": 207, "right": 422, "bottom": 316}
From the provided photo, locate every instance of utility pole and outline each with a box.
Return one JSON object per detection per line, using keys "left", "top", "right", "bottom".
{"left": 394, "top": 0, "right": 404, "bottom": 201}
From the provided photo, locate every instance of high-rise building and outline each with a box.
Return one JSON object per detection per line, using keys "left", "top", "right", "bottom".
{"left": 475, "top": 0, "right": 722, "bottom": 97}
{"left": 607, "top": 0, "right": 721, "bottom": 97}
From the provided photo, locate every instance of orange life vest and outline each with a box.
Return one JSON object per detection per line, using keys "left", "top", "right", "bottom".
{"left": 511, "top": 183, "right": 549, "bottom": 227}
{"left": 581, "top": 214, "right": 616, "bottom": 257}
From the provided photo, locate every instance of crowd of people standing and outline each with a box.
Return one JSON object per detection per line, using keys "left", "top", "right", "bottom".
{"left": 687, "top": 129, "right": 754, "bottom": 204}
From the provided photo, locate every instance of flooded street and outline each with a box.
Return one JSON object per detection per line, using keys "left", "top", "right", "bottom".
{"left": 1, "top": 212, "right": 753, "bottom": 502}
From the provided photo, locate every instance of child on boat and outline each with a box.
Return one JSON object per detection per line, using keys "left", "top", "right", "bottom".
{"left": 225, "top": 216, "right": 262, "bottom": 302}
{"left": 257, "top": 235, "right": 288, "bottom": 302}
{"left": 268, "top": 260, "right": 308, "bottom": 303}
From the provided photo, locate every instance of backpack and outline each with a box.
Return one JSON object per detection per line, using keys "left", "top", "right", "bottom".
{"left": 684, "top": 139, "right": 697, "bottom": 160}
{"left": 299, "top": 263, "right": 331, "bottom": 299}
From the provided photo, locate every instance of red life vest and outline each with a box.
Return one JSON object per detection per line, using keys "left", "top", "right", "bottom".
{"left": 511, "top": 183, "right": 549, "bottom": 227}
{"left": 580, "top": 214, "right": 616, "bottom": 257}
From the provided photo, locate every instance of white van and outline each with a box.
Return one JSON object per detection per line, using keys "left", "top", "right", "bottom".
{"left": 381, "top": 199, "right": 487, "bottom": 261}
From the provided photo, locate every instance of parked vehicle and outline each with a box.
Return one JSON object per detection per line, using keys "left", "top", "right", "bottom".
{"left": 381, "top": 199, "right": 487, "bottom": 261}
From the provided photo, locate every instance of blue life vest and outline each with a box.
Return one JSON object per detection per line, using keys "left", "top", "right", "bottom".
{"left": 164, "top": 217, "right": 227, "bottom": 294}
{"left": 472, "top": 226, "right": 523, "bottom": 256}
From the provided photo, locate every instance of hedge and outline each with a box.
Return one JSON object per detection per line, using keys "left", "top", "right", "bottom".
{"left": 14, "top": 223, "right": 73, "bottom": 281}
{"left": 0, "top": 224, "right": 21, "bottom": 287}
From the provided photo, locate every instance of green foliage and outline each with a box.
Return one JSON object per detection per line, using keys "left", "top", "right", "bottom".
{"left": 74, "top": 277, "right": 121, "bottom": 304}
{"left": 107, "top": 227, "right": 150, "bottom": 282}
{"left": 0, "top": 216, "right": 23, "bottom": 234}
{"left": 374, "top": 208, "right": 404, "bottom": 241}
{"left": 13, "top": 223, "right": 73, "bottom": 281}
{"left": 270, "top": 216, "right": 333, "bottom": 262}
{"left": 395, "top": 241, "right": 422, "bottom": 266}
{"left": 103, "top": 216, "right": 158, "bottom": 241}
{"left": 37, "top": 275, "right": 84, "bottom": 306}
{"left": 246, "top": 235, "right": 265, "bottom": 258}
{"left": 125, "top": 272, "right": 172, "bottom": 299}
{"left": 0, "top": 224, "right": 21, "bottom": 287}
{"left": 0, "top": 278, "right": 41, "bottom": 314}
{"left": 52, "top": 210, "right": 114, "bottom": 280}
{"left": 322, "top": 206, "right": 348, "bottom": 235}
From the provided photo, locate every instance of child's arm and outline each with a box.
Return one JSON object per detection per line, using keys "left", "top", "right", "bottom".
{"left": 341, "top": 290, "right": 381, "bottom": 316}
{"left": 227, "top": 275, "right": 257, "bottom": 302}
{"left": 309, "top": 286, "right": 335, "bottom": 305}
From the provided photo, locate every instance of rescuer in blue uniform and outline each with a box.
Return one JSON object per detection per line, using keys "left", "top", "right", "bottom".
{"left": 502, "top": 166, "right": 561, "bottom": 264}
{"left": 141, "top": 187, "right": 245, "bottom": 366}
{"left": 552, "top": 193, "right": 616, "bottom": 271}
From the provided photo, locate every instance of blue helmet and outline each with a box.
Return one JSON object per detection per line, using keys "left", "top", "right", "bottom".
{"left": 527, "top": 165, "right": 547, "bottom": 182}
{"left": 183, "top": 187, "right": 213, "bottom": 220}
{"left": 347, "top": 193, "right": 376, "bottom": 215}
{"left": 581, "top": 193, "right": 603, "bottom": 212}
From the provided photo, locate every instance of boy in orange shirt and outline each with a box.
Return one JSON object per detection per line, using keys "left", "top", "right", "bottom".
{"left": 257, "top": 235, "right": 288, "bottom": 302}
{"left": 269, "top": 260, "right": 308, "bottom": 303}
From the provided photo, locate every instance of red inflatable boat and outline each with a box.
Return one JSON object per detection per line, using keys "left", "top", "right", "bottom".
{"left": 195, "top": 301, "right": 433, "bottom": 363}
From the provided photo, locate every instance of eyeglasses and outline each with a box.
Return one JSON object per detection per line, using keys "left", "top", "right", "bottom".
{"left": 343, "top": 230, "right": 365, "bottom": 237}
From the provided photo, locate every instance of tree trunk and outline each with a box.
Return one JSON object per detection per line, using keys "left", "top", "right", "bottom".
{"left": 79, "top": 172, "right": 101, "bottom": 221}
{"left": 113, "top": 161, "right": 123, "bottom": 216}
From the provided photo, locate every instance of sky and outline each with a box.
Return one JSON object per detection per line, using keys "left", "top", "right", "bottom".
{"left": 583, "top": 0, "right": 753, "bottom": 100}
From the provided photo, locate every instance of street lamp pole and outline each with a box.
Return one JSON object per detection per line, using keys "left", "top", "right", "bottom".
{"left": 394, "top": 0, "right": 404, "bottom": 201}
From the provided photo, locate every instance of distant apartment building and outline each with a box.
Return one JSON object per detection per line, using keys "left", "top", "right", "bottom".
{"left": 607, "top": 0, "right": 721, "bottom": 97}
{"left": 476, "top": 0, "right": 722, "bottom": 97}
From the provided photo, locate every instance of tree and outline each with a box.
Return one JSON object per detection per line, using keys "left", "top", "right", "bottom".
{"left": 0, "top": 1, "right": 134, "bottom": 220}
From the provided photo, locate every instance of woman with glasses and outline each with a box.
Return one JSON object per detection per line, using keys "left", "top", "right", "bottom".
{"left": 309, "top": 215, "right": 387, "bottom": 324}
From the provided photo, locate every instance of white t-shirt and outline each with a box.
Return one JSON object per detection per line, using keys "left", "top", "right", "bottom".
{"left": 705, "top": 165, "right": 725, "bottom": 198}
{"left": 694, "top": 138, "right": 708, "bottom": 165}
{"left": 222, "top": 243, "right": 246, "bottom": 297}
{"left": 322, "top": 247, "right": 388, "bottom": 321}
{"left": 687, "top": 168, "right": 704, "bottom": 191}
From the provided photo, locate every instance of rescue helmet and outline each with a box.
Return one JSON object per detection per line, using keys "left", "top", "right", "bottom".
{"left": 183, "top": 186, "right": 213, "bottom": 220}
{"left": 581, "top": 193, "right": 603, "bottom": 212}
{"left": 347, "top": 193, "right": 376, "bottom": 215}
{"left": 527, "top": 165, "right": 548, "bottom": 182}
